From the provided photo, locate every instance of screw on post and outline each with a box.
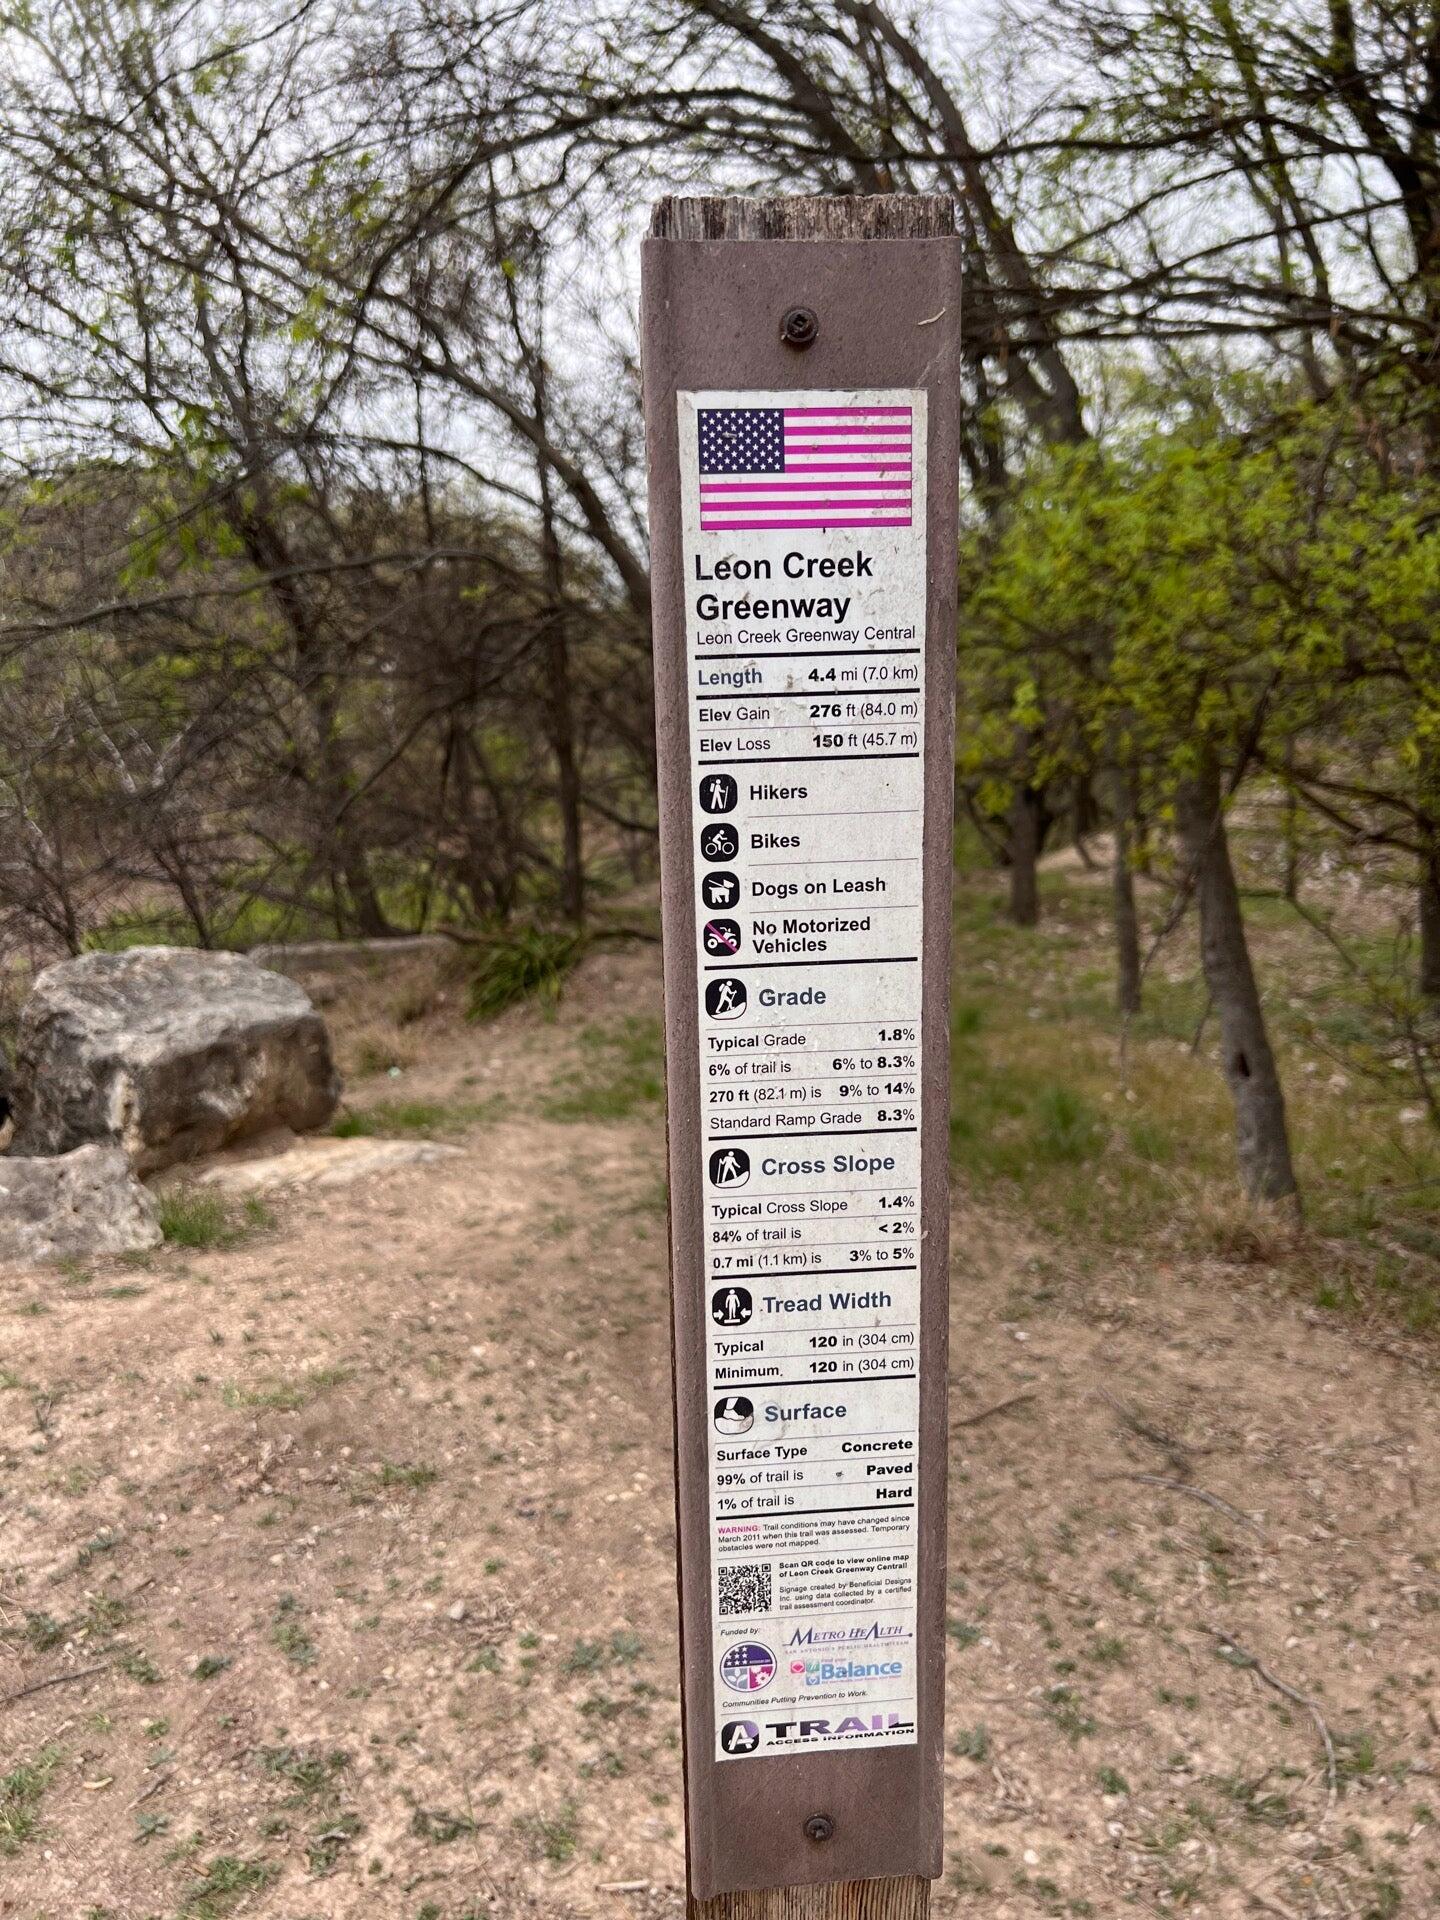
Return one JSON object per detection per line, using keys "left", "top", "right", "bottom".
{"left": 803, "top": 1813, "right": 836, "bottom": 1844}
{"left": 780, "top": 306, "right": 819, "bottom": 349}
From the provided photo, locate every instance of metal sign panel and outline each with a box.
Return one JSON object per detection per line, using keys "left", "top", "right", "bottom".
{"left": 642, "top": 201, "right": 960, "bottom": 1904}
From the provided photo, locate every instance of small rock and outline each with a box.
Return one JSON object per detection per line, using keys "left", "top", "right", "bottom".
{"left": 448, "top": 1600, "right": 467, "bottom": 1622}
{"left": 0, "top": 1146, "right": 161, "bottom": 1263}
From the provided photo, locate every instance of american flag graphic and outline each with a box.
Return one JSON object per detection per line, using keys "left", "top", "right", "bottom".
{"left": 697, "top": 405, "right": 913, "bottom": 531}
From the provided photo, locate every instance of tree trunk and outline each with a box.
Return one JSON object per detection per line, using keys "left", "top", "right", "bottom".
{"left": 1281, "top": 735, "right": 1300, "bottom": 904}
{"left": 1072, "top": 770, "right": 1100, "bottom": 869}
{"left": 1006, "top": 784, "right": 1046, "bottom": 927}
{"left": 1420, "top": 838, "right": 1440, "bottom": 1003}
{"left": 1112, "top": 771, "right": 1142, "bottom": 1017}
{"left": 314, "top": 710, "right": 391, "bottom": 937}
{"left": 235, "top": 507, "right": 391, "bottom": 939}
{"left": 1175, "top": 755, "right": 1299, "bottom": 1206}
{"left": 341, "top": 844, "right": 392, "bottom": 938}
{"left": 535, "top": 471, "right": 583, "bottom": 926}
{"left": 497, "top": 229, "right": 585, "bottom": 928}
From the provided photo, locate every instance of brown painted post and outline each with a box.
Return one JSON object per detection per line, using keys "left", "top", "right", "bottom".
{"left": 642, "top": 194, "right": 961, "bottom": 1919}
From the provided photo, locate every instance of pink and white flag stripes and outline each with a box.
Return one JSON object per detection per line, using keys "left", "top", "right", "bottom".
{"left": 696, "top": 404, "right": 913, "bottom": 531}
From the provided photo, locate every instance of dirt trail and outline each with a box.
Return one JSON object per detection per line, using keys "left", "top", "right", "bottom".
{"left": 1, "top": 942, "right": 1437, "bottom": 1919}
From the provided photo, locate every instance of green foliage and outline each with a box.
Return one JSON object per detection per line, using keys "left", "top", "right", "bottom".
{"left": 0, "top": 1748, "right": 62, "bottom": 1856}
{"left": 178, "top": 1856, "right": 276, "bottom": 1917}
{"left": 156, "top": 1190, "right": 243, "bottom": 1251}
{"left": 23, "top": 1610, "right": 66, "bottom": 1651}
{"left": 259, "top": 1746, "right": 350, "bottom": 1800}
{"left": 514, "top": 1798, "right": 580, "bottom": 1864}
{"left": 332, "top": 1098, "right": 496, "bottom": 1139}
{"left": 1032, "top": 1085, "right": 1105, "bottom": 1164}
{"left": 963, "top": 400, "right": 1440, "bottom": 841}
{"left": 373, "top": 1460, "right": 439, "bottom": 1490}
{"left": 270, "top": 1594, "right": 316, "bottom": 1668}
{"left": 466, "top": 926, "right": 586, "bottom": 1021}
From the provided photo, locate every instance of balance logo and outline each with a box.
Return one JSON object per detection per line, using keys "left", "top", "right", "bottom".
{"left": 719, "top": 1641, "right": 777, "bottom": 1693}
{"left": 789, "top": 1656, "right": 904, "bottom": 1687}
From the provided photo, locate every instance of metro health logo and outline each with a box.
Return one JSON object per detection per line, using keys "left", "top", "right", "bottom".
{"left": 787, "top": 1620, "right": 911, "bottom": 1647}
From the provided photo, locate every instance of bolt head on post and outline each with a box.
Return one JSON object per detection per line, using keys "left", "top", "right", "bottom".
{"left": 780, "top": 305, "right": 820, "bottom": 349}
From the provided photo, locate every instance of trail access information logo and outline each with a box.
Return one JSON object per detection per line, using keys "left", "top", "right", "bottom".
{"left": 719, "top": 1641, "right": 777, "bottom": 1693}
{"left": 720, "top": 1720, "right": 760, "bottom": 1755}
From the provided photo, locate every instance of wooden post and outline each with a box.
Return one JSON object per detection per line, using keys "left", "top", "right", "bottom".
{"left": 642, "top": 194, "right": 961, "bottom": 1917}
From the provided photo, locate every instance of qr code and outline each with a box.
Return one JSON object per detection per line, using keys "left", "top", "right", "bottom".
{"left": 718, "top": 1563, "right": 772, "bottom": 1617}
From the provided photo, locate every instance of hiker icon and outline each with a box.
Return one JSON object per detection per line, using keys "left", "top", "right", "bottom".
{"left": 709, "top": 1147, "right": 750, "bottom": 1188}
{"left": 714, "top": 1394, "right": 755, "bottom": 1434}
{"left": 720, "top": 1719, "right": 760, "bottom": 1755}
{"left": 705, "top": 977, "right": 747, "bottom": 1020}
{"left": 701, "top": 822, "right": 740, "bottom": 862}
{"left": 702, "top": 870, "right": 740, "bottom": 910}
{"left": 704, "top": 917, "right": 742, "bottom": 957}
{"left": 712, "top": 1286, "right": 753, "bottom": 1327}
{"left": 699, "top": 773, "right": 738, "bottom": 815}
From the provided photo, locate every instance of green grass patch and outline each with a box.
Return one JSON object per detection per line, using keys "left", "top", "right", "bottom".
{"left": 178, "top": 1855, "right": 276, "bottom": 1917}
{"left": 543, "top": 1015, "right": 665, "bottom": 1123}
{"left": 331, "top": 1097, "right": 496, "bottom": 1140}
{"left": 372, "top": 1460, "right": 439, "bottom": 1491}
{"left": 411, "top": 1805, "right": 479, "bottom": 1844}
{"left": 270, "top": 1595, "right": 316, "bottom": 1669}
{"left": 259, "top": 1746, "right": 350, "bottom": 1802}
{"left": 946, "top": 872, "right": 1440, "bottom": 1317}
{"left": 514, "top": 1798, "right": 580, "bottom": 1864}
{"left": 23, "top": 1610, "right": 66, "bottom": 1651}
{"left": 563, "top": 1629, "right": 646, "bottom": 1674}
{"left": 157, "top": 1188, "right": 272, "bottom": 1251}
{"left": 0, "top": 1748, "right": 62, "bottom": 1856}
{"left": 221, "top": 1365, "right": 351, "bottom": 1412}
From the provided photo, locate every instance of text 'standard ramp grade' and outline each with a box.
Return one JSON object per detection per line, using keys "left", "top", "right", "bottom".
{"left": 679, "top": 387, "right": 928, "bottom": 1763}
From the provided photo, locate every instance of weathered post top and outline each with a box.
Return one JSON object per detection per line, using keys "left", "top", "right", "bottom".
{"left": 650, "top": 193, "right": 959, "bottom": 241}
{"left": 642, "top": 193, "right": 960, "bottom": 1919}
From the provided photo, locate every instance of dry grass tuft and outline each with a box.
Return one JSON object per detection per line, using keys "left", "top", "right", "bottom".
{"left": 1191, "top": 1190, "right": 1308, "bottom": 1266}
{"left": 324, "top": 952, "right": 454, "bottom": 1079}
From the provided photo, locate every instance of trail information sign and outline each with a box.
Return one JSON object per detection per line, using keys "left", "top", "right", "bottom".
{"left": 684, "top": 384, "right": 930, "bottom": 1763}
{"left": 643, "top": 196, "right": 961, "bottom": 1913}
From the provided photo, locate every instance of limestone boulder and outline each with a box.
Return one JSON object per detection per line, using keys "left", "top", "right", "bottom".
{"left": 0, "top": 1146, "right": 161, "bottom": 1262}
{"left": 11, "top": 947, "right": 341, "bottom": 1173}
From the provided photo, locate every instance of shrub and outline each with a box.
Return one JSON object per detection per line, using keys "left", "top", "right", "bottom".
{"left": 1032, "top": 1085, "right": 1104, "bottom": 1163}
{"left": 157, "top": 1188, "right": 233, "bottom": 1249}
{"left": 465, "top": 926, "right": 585, "bottom": 1021}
